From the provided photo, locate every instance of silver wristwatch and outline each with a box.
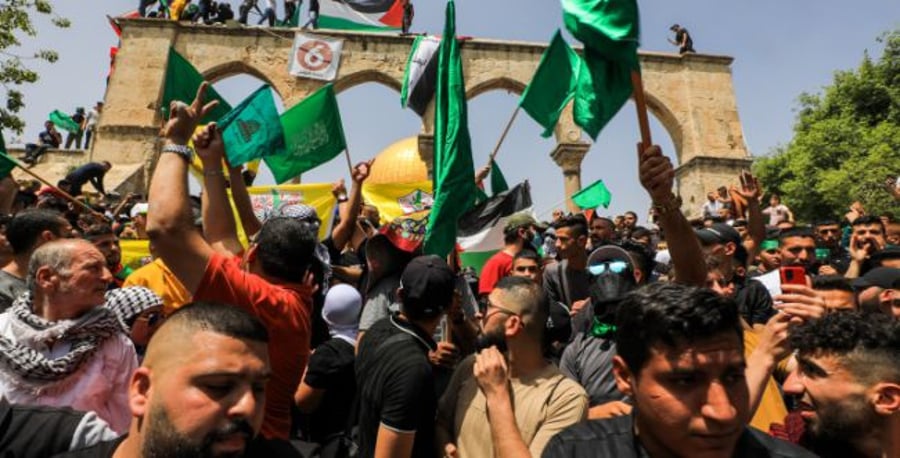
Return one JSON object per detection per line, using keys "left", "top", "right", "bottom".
{"left": 161, "top": 143, "right": 194, "bottom": 162}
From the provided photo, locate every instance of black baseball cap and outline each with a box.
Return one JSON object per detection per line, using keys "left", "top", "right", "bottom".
{"left": 850, "top": 267, "right": 900, "bottom": 290}
{"left": 399, "top": 255, "right": 456, "bottom": 318}
{"left": 696, "top": 223, "right": 749, "bottom": 265}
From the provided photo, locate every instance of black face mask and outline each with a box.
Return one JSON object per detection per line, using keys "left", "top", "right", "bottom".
{"left": 589, "top": 270, "right": 637, "bottom": 322}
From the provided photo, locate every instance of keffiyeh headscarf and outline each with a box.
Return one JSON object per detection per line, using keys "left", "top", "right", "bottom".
{"left": 322, "top": 284, "right": 362, "bottom": 344}
{"left": 0, "top": 293, "right": 123, "bottom": 384}
{"left": 105, "top": 286, "right": 163, "bottom": 330}
{"left": 271, "top": 203, "right": 332, "bottom": 293}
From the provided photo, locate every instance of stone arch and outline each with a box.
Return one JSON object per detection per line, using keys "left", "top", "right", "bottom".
{"left": 202, "top": 60, "right": 282, "bottom": 100}
{"left": 642, "top": 92, "right": 684, "bottom": 163}
{"left": 334, "top": 69, "right": 402, "bottom": 94}
{"left": 465, "top": 76, "right": 526, "bottom": 100}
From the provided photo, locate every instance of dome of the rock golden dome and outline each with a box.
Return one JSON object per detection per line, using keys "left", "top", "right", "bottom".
{"left": 367, "top": 136, "right": 429, "bottom": 184}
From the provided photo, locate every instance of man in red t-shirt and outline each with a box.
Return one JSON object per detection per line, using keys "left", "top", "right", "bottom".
{"left": 477, "top": 213, "right": 537, "bottom": 296}
{"left": 146, "top": 85, "right": 318, "bottom": 441}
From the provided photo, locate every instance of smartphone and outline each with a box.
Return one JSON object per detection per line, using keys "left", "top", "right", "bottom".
{"left": 779, "top": 266, "right": 806, "bottom": 286}
{"left": 814, "top": 248, "right": 831, "bottom": 262}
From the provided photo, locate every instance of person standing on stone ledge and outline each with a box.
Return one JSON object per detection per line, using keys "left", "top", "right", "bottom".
{"left": 668, "top": 24, "right": 695, "bottom": 54}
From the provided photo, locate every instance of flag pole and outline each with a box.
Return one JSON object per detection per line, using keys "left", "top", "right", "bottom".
{"left": 487, "top": 105, "right": 521, "bottom": 164}
{"left": 630, "top": 70, "right": 653, "bottom": 147}
{"left": 10, "top": 161, "right": 107, "bottom": 220}
{"left": 342, "top": 146, "right": 354, "bottom": 176}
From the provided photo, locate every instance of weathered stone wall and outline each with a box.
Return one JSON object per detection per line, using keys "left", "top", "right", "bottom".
{"left": 92, "top": 20, "right": 751, "bottom": 213}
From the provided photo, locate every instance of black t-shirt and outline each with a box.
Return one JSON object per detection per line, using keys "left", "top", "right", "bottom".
{"left": 39, "top": 130, "right": 60, "bottom": 148}
{"left": 301, "top": 338, "right": 356, "bottom": 443}
{"left": 0, "top": 398, "right": 95, "bottom": 458}
{"left": 355, "top": 314, "right": 436, "bottom": 458}
{"left": 542, "top": 413, "right": 817, "bottom": 458}
{"left": 735, "top": 274, "right": 775, "bottom": 326}
{"left": 676, "top": 29, "right": 694, "bottom": 53}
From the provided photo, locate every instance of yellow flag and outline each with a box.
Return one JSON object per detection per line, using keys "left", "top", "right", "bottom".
{"left": 236, "top": 183, "right": 337, "bottom": 242}
{"left": 361, "top": 181, "right": 434, "bottom": 225}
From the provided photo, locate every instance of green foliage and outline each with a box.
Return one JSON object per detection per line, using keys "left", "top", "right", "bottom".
{"left": 754, "top": 30, "right": 900, "bottom": 222}
{"left": 0, "top": 0, "right": 70, "bottom": 134}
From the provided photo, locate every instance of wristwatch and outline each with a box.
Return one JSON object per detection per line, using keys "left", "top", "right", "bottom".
{"left": 161, "top": 143, "right": 194, "bottom": 162}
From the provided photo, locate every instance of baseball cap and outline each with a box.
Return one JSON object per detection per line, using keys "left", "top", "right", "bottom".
{"left": 850, "top": 267, "right": 900, "bottom": 290}
{"left": 129, "top": 202, "right": 149, "bottom": 219}
{"left": 399, "top": 255, "right": 456, "bottom": 318}
{"left": 696, "top": 222, "right": 749, "bottom": 265}
{"left": 503, "top": 212, "right": 537, "bottom": 235}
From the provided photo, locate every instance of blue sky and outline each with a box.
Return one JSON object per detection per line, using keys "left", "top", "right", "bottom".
{"left": 10, "top": 1, "right": 900, "bottom": 221}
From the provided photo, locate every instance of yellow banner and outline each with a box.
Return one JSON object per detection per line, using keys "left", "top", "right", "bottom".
{"left": 361, "top": 181, "right": 433, "bottom": 224}
{"left": 117, "top": 183, "right": 337, "bottom": 270}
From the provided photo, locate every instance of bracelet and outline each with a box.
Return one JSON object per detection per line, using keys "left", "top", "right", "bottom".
{"left": 161, "top": 143, "right": 194, "bottom": 162}
{"left": 203, "top": 169, "right": 225, "bottom": 177}
{"left": 651, "top": 194, "right": 683, "bottom": 216}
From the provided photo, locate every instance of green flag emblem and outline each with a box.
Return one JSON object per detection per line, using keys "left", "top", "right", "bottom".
{"left": 218, "top": 85, "right": 285, "bottom": 166}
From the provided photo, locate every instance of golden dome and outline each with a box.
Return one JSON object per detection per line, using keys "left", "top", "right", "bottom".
{"left": 367, "top": 136, "right": 429, "bottom": 184}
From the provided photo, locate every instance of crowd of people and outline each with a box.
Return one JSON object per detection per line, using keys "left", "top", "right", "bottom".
{"left": 0, "top": 85, "right": 897, "bottom": 458}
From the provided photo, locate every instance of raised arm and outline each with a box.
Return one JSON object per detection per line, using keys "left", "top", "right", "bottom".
{"left": 197, "top": 123, "right": 244, "bottom": 257}
{"left": 637, "top": 143, "right": 706, "bottom": 286}
{"left": 331, "top": 160, "right": 372, "bottom": 250}
{"left": 475, "top": 347, "right": 531, "bottom": 458}
{"left": 146, "top": 83, "right": 219, "bottom": 293}
{"left": 735, "top": 172, "right": 765, "bottom": 258}
{"left": 228, "top": 162, "right": 263, "bottom": 238}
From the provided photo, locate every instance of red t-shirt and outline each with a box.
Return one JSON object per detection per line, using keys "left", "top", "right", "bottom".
{"left": 194, "top": 253, "right": 313, "bottom": 440}
{"left": 477, "top": 251, "right": 514, "bottom": 295}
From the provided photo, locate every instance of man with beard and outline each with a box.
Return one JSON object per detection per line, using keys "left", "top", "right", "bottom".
{"left": 436, "top": 276, "right": 588, "bottom": 457}
{"left": 814, "top": 220, "right": 849, "bottom": 274}
{"left": 479, "top": 213, "right": 537, "bottom": 297}
{"left": 783, "top": 311, "right": 899, "bottom": 458}
{"left": 543, "top": 283, "right": 815, "bottom": 458}
{"left": 588, "top": 215, "right": 616, "bottom": 250}
{"left": 84, "top": 222, "right": 133, "bottom": 288}
{"left": 57, "top": 302, "right": 272, "bottom": 458}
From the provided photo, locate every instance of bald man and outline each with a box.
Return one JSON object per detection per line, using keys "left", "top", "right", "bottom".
{"left": 58, "top": 302, "right": 273, "bottom": 457}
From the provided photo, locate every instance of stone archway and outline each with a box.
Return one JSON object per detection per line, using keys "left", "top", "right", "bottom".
{"left": 93, "top": 20, "right": 751, "bottom": 216}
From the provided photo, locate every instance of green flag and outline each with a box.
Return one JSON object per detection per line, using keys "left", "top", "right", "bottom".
{"left": 218, "top": 85, "right": 285, "bottom": 166}
{"left": 0, "top": 133, "right": 16, "bottom": 180}
{"left": 264, "top": 84, "right": 347, "bottom": 184}
{"left": 490, "top": 160, "right": 508, "bottom": 195}
{"left": 519, "top": 30, "right": 581, "bottom": 137}
{"left": 424, "top": 0, "right": 477, "bottom": 258}
{"left": 562, "top": 0, "right": 640, "bottom": 139}
{"left": 572, "top": 178, "right": 612, "bottom": 209}
{"left": 49, "top": 110, "right": 80, "bottom": 133}
{"left": 161, "top": 47, "right": 232, "bottom": 123}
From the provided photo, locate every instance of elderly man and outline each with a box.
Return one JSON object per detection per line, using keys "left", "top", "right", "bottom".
{"left": 0, "top": 239, "right": 137, "bottom": 433}
{"left": 0, "top": 209, "right": 73, "bottom": 311}
{"left": 57, "top": 302, "right": 274, "bottom": 457}
{"left": 146, "top": 84, "right": 317, "bottom": 441}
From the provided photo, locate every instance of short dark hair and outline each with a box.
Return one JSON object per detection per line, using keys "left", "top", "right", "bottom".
{"left": 254, "top": 217, "right": 317, "bottom": 283}
{"left": 851, "top": 215, "right": 885, "bottom": 232}
{"left": 631, "top": 226, "right": 652, "bottom": 241}
{"left": 590, "top": 214, "right": 614, "bottom": 228}
{"left": 790, "top": 312, "right": 899, "bottom": 386}
{"left": 553, "top": 214, "right": 588, "bottom": 238}
{"left": 165, "top": 301, "right": 269, "bottom": 344}
{"left": 815, "top": 219, "right": 840, "bottom": 228}
{"left": 82, "top": 222, "right": 115, "bottom": 240}
{"left": 513, "top": 249, "right": 540, "bottom": 264}
{"left": 615, "top": 283, "right": 743, "bottom": 374}
{"left": 811, "top": 275, "right": 854, "bottom": 293}
{"left": 624, "top": 211, "right": 637, "bottom": 219}
{"left": 778, "top": 226, "right": 815, "bottom": 243}
{"left": 618, "top": 239, "right": 655, "bottom": 282}
{"left": 5, "top": 209, "right": 67, "bottom": 254}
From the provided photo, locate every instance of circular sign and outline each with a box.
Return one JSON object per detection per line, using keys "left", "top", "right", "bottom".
{"left": 295, "top": 40, "right": 334, "bottom": 72}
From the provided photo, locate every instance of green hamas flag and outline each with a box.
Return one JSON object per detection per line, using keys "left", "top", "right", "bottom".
{"left": 49, "top": 110, "right": 80, "bottom": 133}
{"left": 424, "top": 0, "right": 477, "bottom": 258}
{"left": 562, "top": 0, "right": 640, "bottom": 140}
{"left": 0, "top": 133, "right": 16, "bottom": 180}
{"left": 264, "top": 84, "right": 347, "bottom": 184}
{"left": 519, "top": 30, "right": 581, "bottom": 137}
{"left": 218, "top": 85, "right": 285, "bottom": 166}
{"left": 490, "top": 159, "right": 508, "bottom": 195}
{"left": 161, "top": 47, "right": 232, "bottom": 123}
{"left": 572, "top": 178, "right": 612, "bottom": 209}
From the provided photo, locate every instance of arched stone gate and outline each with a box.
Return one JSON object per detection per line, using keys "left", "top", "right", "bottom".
{"left": 94, "top": 19, "right": 752, "bottom": 217}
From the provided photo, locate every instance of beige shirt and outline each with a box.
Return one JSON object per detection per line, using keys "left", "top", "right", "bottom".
{"left": 437, "top": 355, "right": 589, "bottom": 457}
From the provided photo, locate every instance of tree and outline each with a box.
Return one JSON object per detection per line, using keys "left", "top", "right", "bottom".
{"left": 754, "top": 30, "right": 900, "bottom": 222}
{"left": 0, "top": 1, "right": 70, "bottom": 134}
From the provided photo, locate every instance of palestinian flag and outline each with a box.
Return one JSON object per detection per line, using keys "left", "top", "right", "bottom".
{"left": 318, "top": 0, "right": 403, "bottom": 31}
{"left": 457, "top": 182, "right": 534, "bottom": 275}
{"left": 400, "top": 35, "right": 440, "bottom": 116}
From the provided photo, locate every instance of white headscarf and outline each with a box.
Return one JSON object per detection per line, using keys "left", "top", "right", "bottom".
{"left": 321, "top": 284, "right": 362, "bottom": 345}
